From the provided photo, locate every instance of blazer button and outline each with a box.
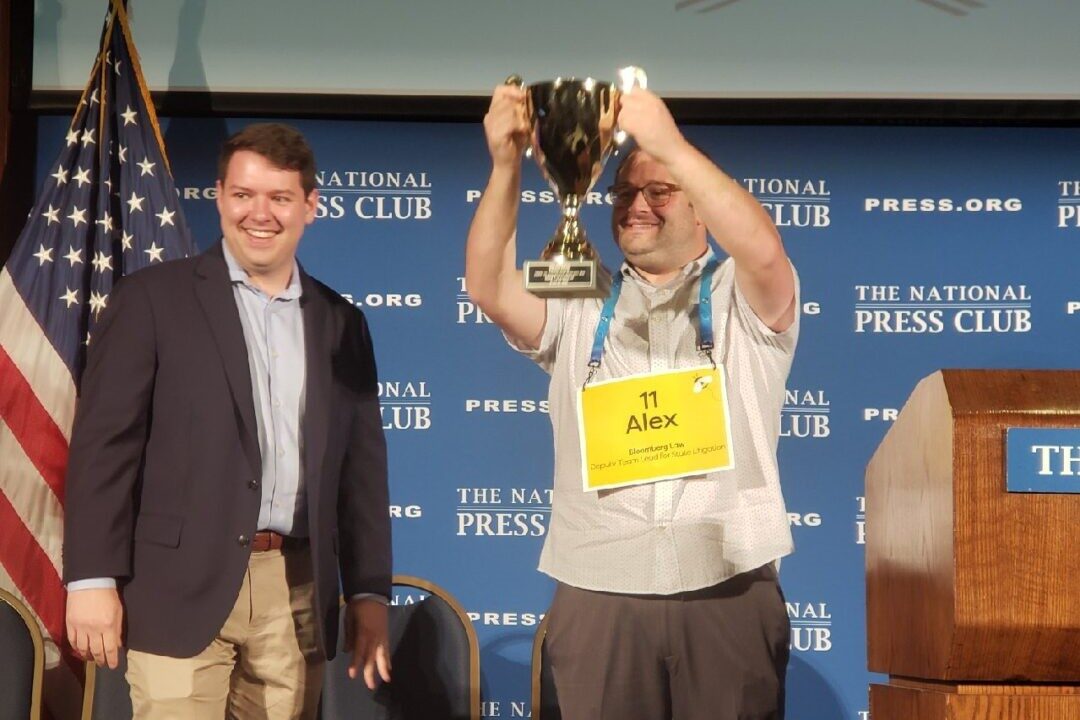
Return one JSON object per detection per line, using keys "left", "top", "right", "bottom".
{"left": 248, "top": 479, "right": 260, "bottom": 490}
{"left": 237, "top": 534, "right": 250, "bottom": 546}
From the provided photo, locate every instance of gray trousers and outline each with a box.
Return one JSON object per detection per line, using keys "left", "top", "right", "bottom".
{"left": 546, "top": 564, "right": 790, "bottom": 720}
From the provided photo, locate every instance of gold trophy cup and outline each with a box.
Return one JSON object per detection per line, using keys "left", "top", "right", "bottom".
{"left": 509, "top": 67, "right": 647, "bottom": 297}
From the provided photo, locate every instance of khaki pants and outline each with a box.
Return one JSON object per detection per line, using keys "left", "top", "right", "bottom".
{"left": 126, "top": 547, "right": 323, "bottom": 720}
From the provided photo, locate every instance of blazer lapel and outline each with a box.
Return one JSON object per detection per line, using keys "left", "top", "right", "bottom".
{"left": 194, "top": 244, "right": 262, "bottom": 481}
{"left": 300, "top": 268, "right": 331, "bottom": 512}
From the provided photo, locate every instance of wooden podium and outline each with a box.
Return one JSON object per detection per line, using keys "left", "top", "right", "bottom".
{"left": 865, "top": 370, "right": 1079, "bottom": 719}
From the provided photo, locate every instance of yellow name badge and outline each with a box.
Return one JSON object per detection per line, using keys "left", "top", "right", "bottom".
{"left": 577, "top": 365, "right": 734, "bottom": 492}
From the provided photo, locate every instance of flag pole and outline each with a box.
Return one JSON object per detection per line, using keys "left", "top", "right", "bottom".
{"left": 109, "top": 0, "right": 175, "bottom": 175}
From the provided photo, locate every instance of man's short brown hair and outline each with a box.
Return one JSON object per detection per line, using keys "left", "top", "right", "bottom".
{"left": 217, "top": 123, "right": 317, "bottom": 195}
{"left": 612, "top": 141, "right": 713, "bottom": 184}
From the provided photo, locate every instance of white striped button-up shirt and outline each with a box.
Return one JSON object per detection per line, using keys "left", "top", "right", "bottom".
{"left": 512, "top": 249, "right": 799, "bottom": 594}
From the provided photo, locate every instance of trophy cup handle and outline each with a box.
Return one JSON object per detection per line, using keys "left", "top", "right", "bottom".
{"left": 613, "top": 66, "right": 648, "bottom": 149}
{"left": 504, "top": 74, "right": 533, "bottom": 158}
{"left": 617, "top": 66, "right": 648, "bottom": 93}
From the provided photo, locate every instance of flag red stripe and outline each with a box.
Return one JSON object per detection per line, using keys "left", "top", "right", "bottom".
{"left": 0, "top": 344, "right": 68, "bottom": 506}
{"left": 0, "top": 346, "right": 86, "bottom": 682}
{"left": 0, "top": 491, "right": 67, "bottom": 647}
{"left": 0, "top": 495, "right": 83, "bottom": 683}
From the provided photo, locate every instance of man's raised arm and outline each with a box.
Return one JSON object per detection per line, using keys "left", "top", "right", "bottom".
{"left": 618, "top": 90, "right": 796, "bottom": 332}
{"left": 465, "top": 84, "right": 547, "bottom": 349}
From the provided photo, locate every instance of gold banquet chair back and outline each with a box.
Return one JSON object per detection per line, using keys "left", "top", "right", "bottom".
{"left": 321, "top": 575, "right": 480, "bottom": 720}
{"left": 530, "top": 614, "right": 561, "bottom": 720}
{"left": 0, "top": 587, "right": 45, "bottom": 720}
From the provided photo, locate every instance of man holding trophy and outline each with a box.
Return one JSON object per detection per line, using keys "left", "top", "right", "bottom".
{"left": 465, "top": 73, "right": 799, "bottom": 719}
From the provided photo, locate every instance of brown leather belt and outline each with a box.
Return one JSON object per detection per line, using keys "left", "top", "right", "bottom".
{"left": 251, "top": 530, "right": 306, "bottom": 553}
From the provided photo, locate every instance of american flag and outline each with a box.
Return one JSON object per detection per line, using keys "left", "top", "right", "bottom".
{"left": 0, "top": 1, "right": 194, "bottom": 716}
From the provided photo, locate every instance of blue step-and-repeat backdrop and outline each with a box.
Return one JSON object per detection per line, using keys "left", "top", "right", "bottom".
{"left": 37, "top": 115, "right": 1080, "bottom": 719}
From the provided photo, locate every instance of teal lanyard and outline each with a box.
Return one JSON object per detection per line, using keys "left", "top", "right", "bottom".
{"left": 585, "top": 257, "right": 720, "bottom": 386}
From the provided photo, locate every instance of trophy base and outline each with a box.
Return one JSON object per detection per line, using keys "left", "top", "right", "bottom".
{"left": 524, "top": 260, "right": 611, "bottom": 298}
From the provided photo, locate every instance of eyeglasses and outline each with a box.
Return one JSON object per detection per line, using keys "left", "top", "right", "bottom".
{"left": 607, "top": 182, "right": 682, "bottom": 208}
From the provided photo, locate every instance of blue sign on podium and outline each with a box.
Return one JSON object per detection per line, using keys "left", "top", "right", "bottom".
{"left": 1007, "top": 428, "right": 1080, "bottom": 494}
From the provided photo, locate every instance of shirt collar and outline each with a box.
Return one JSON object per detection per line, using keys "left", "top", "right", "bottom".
{"left": 620, "top": 246, "right": 715, "bottom": 289}
{"left": 221, "top": 240, "right": 303, "bottom": 301}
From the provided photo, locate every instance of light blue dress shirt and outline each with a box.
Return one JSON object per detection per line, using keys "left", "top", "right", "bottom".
{"left": 223, "top": 242, "right": 308, "bottom": 537}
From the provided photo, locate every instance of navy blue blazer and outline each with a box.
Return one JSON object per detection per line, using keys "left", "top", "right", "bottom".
{"left": 63, "top": 242, "right": 391, "bottom": 659}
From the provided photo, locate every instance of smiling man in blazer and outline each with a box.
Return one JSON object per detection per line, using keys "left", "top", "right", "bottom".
{"left": 63, "top": 123, "right": 392, "bottom": 719}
